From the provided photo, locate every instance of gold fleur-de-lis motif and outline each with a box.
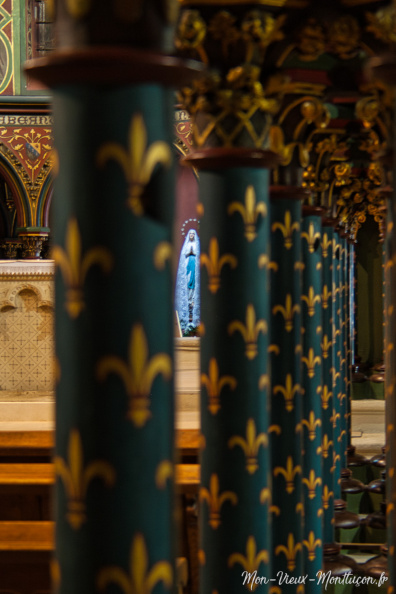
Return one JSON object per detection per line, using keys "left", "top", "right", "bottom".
{"left": 332, "top": 411, "right": 340, "bottom": 429}
{"left": 258, "top": 254, "right": 278, "bottom": 272}
{"left": 321, "top": 286, "right": 332, "bottom": 309}
{"left": 301, "top": 223, "right": 321, "bottom": 253}
{"left": 200, "top": 237, "right": 238, "bottom": 294}
{"left": 275, "top": 533, "right": 302, "bottom": 572}
{"left": 54, "top": 429, "right": 116, "bottom": 530}
{"left": 273, "top": 374, "right": 300, "bottom": 412}
{"left": 302, "top": 287, "right": 321, "bottom": 317}
{"left": 322, "top": 485, "right": 334, "bottom": 510}
{"left": 155, "top": 460, "right": 173, "bottom": 489}
{"left": 321, "top": 233, "right": 332, "bottom": 258}
{"left": 321, "top": 435, "right": 333, "bottom": 459}
{"left": 303, "top": 531, "right": 322, "bottom": 561}
{"left": 228, "top": 304, "right": 267, "bottom": 360}
{"left": 302, "top": 348, "right": 321, "bottom": 379}
{"left": 201, "top": 358, "right": 237, "bottom": 415}
{"left": 321, "top": 334, "right": 332, "bottom": 358}
{"left": 302, "top": 470, "right": 322, "bottom": 499}
{"left": 302, "top": 412, "right": 322, "bottom": 441}
{"left": 199, "top": 474, "right": 238, "bottom": 529}
{"left": 321, "top": 386, "right": 332, "bottom": 410}
{"left": 260, "top": 488, "right": 281, "bottom": 516}
{"left": 97, "top": 533, "right": 173, "bottom": 594}
{"left": 52, "top": 217, "right": 113, "bottom": 318}
{"left": 97, "top": 324, "right": 172, "bottom": 427}
{"left": 274, "top": 456, "right": 302, "bottom": 494}
{"left": 271, "top": 210, "right": 300, "bottom": 250}
{"left": 228, "top": 536, "right": 268, "bottom": 591}
{"left": 153, "top": 242, "right": 172, "bottom": 270}
{"left": 272, "top": 294, "right": 300, "bottom": 332}
{"left": 228, "top": 418, "right": 268, "bottom": 474}
{"left": 97, "top": 113, "right": 172, "bottom": 216}
{"left": 228, "top": 185, "right": 267, "bottom": 242}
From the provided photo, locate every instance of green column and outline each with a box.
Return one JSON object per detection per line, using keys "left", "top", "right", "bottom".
{"left": 333, "top": 229, "right": 342, "bottom": 503}
{"left": 184, "top": 151, "right": 276, "bottom": 593}
{"left": 301, "top": 206, "right": 324, "bottom": 589}
{"left": 270, "top": 186, "right": 304, "bottom": 587}
{"left": 340, "top": 234, "right": 349, "bottom": 472}
{"left": 27, "top": 41, "right": 196, "bottom": 594}
{"left": 321, "top": 219, "right": 336, "bottom": 547}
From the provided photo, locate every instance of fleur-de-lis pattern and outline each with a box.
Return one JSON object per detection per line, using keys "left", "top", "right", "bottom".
{"left": 97, "top": 324, "right": 172, "bottom": 427}
{"left": 228, "top": 304, "right": 268, "bottom": 360}
{"left": 97, "top": 113, "right": 172, "bottom": 216}
{"left": 97, "top": 533, "right": 173, "bottom": 594}
{"left": 228, "top": 418, "right": 268, "bottom": 474}
{"left": 228, "top": 536, "right": 268, "bottom": 591}
{"left": 201, "top": 357, "right": 237, "bottom": 415}
{"left": 198, "top": 172, "right": 271, "bottom": 592}
{"left": 52, "top": 217, "right": 114, "bottom": 318}
{"left": 270, "top": 195, "right": 303, "bottom": 582}
{"left": 228, "top": 184, "right": 267, "bottom": 242}
{"left": 321, "top": 221, "right": 336, "bottom": 546}
{"left": 53, "top": 96, "right": 176, "bottom": 594}
{"left": 199, "top": 473, "right": 238, "bottom": 529}
{"left": 54, "top": 429, "right": 116, "bottom": 529}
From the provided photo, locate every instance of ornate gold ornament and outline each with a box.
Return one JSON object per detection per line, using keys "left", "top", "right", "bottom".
{"left": 228, "top": 304, "right": 267, "bottom": 360}
{"left": 274, "top": 456, "right": 302, "bottom": 494}
{"left": 301, "top": 223, "right": 321, "bottom": 254}
{"left": 271, "top": 210, "right": 300, "bottom": 250}
{"left": 321, "top": 334, "right": 332, "bottom": 359}
{"left": 228, "top": 536, "right": 268, "bottom": 590}
{"left": 201, "top": 358, "right": 237, "bottom": 414}
{"left": 52, "top": 217, "right": 113, "bottom": 319}
{"left": 303, "top": 531, "right": 322, "bottom": 561}
{"left": 54, "top": 429, "right": 116, "bottom": 530}
{"left": 199, "top": 474, "right": 238, "bottom": 529}
{"left": 175, "top": 10, "right": 208, "bottom": 63}
{"left": 228, "top": 418, "right": 268, "bottom": 474}
{"left": 273, "top": 374, "right": 300, "bottom": 412}
{"left": 321, "top": 233, "right": 332, "bottom": 258}
{"left": 272, "top": 294, "right": 300, "bottom": 333}
{"left": 228, "top": 185, "right": 267, "bottom": 242}
{"left": 302, "top": 287, "right": 321, "bottom": 317}
{"left": 302, "top": 470, "right": 322, "bottom": 499}
{"left": 328, "top": 15, "right": 361, "bottom": 59}
{"left": 97, "top": 113, "right": 172, "bottom": 216}
{"left": 302, "top": 412, "right": 321, "bottom": 441}
{"left": 321, "top": 285, "right": 332, "bottom": 310}
{"left": 302, "top": 348, "right": 321, "bottom": 379}
{"left": 366, "top": 4, "right": 396, "bottom": 45}
{"left": 97, "top": 533, "right": 173, "bottom": 594}
{"left": 275, "top": 533, "right": 302, "bottom": 572}
{"left": 97, "top": 324, "right": 172, "bottom": 428}
{"left": 200, "top": 237, "right": 238, "bottom": 294}
{"left": 66, "top": 0, "right": 92, "bottom": 19}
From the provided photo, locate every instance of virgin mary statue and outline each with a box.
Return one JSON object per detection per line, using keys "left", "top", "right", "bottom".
{"left": 175, "top": 229, "right": 200, "bottom": 335}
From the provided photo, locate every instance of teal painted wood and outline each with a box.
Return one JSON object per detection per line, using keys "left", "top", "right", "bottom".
{"left": 270, "top": 196, "right": 303, "bottom": 589}
{"left": 301, "top": 213, "right": 323, "bottom": 590}
{"left": 333, "top": 231, "right": 342, "bottom": 501}
{"left": 340, "top": 236, "right": 349, "bottom": 470}
{"left": 346, "top": 242, "right": 354, "bottom": 447}
{"left": 198, "top": 168, "right": 272, "bottom": 593}
{"left": 52, "top": 85, "right": 176, "bottom": 594}
{"left": 321, "top": 223, "right": 336, "bottom": 545}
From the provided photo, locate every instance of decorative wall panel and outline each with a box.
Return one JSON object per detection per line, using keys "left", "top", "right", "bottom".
{"left": 0, "top": 260, "right": 54, "bottom": 391}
